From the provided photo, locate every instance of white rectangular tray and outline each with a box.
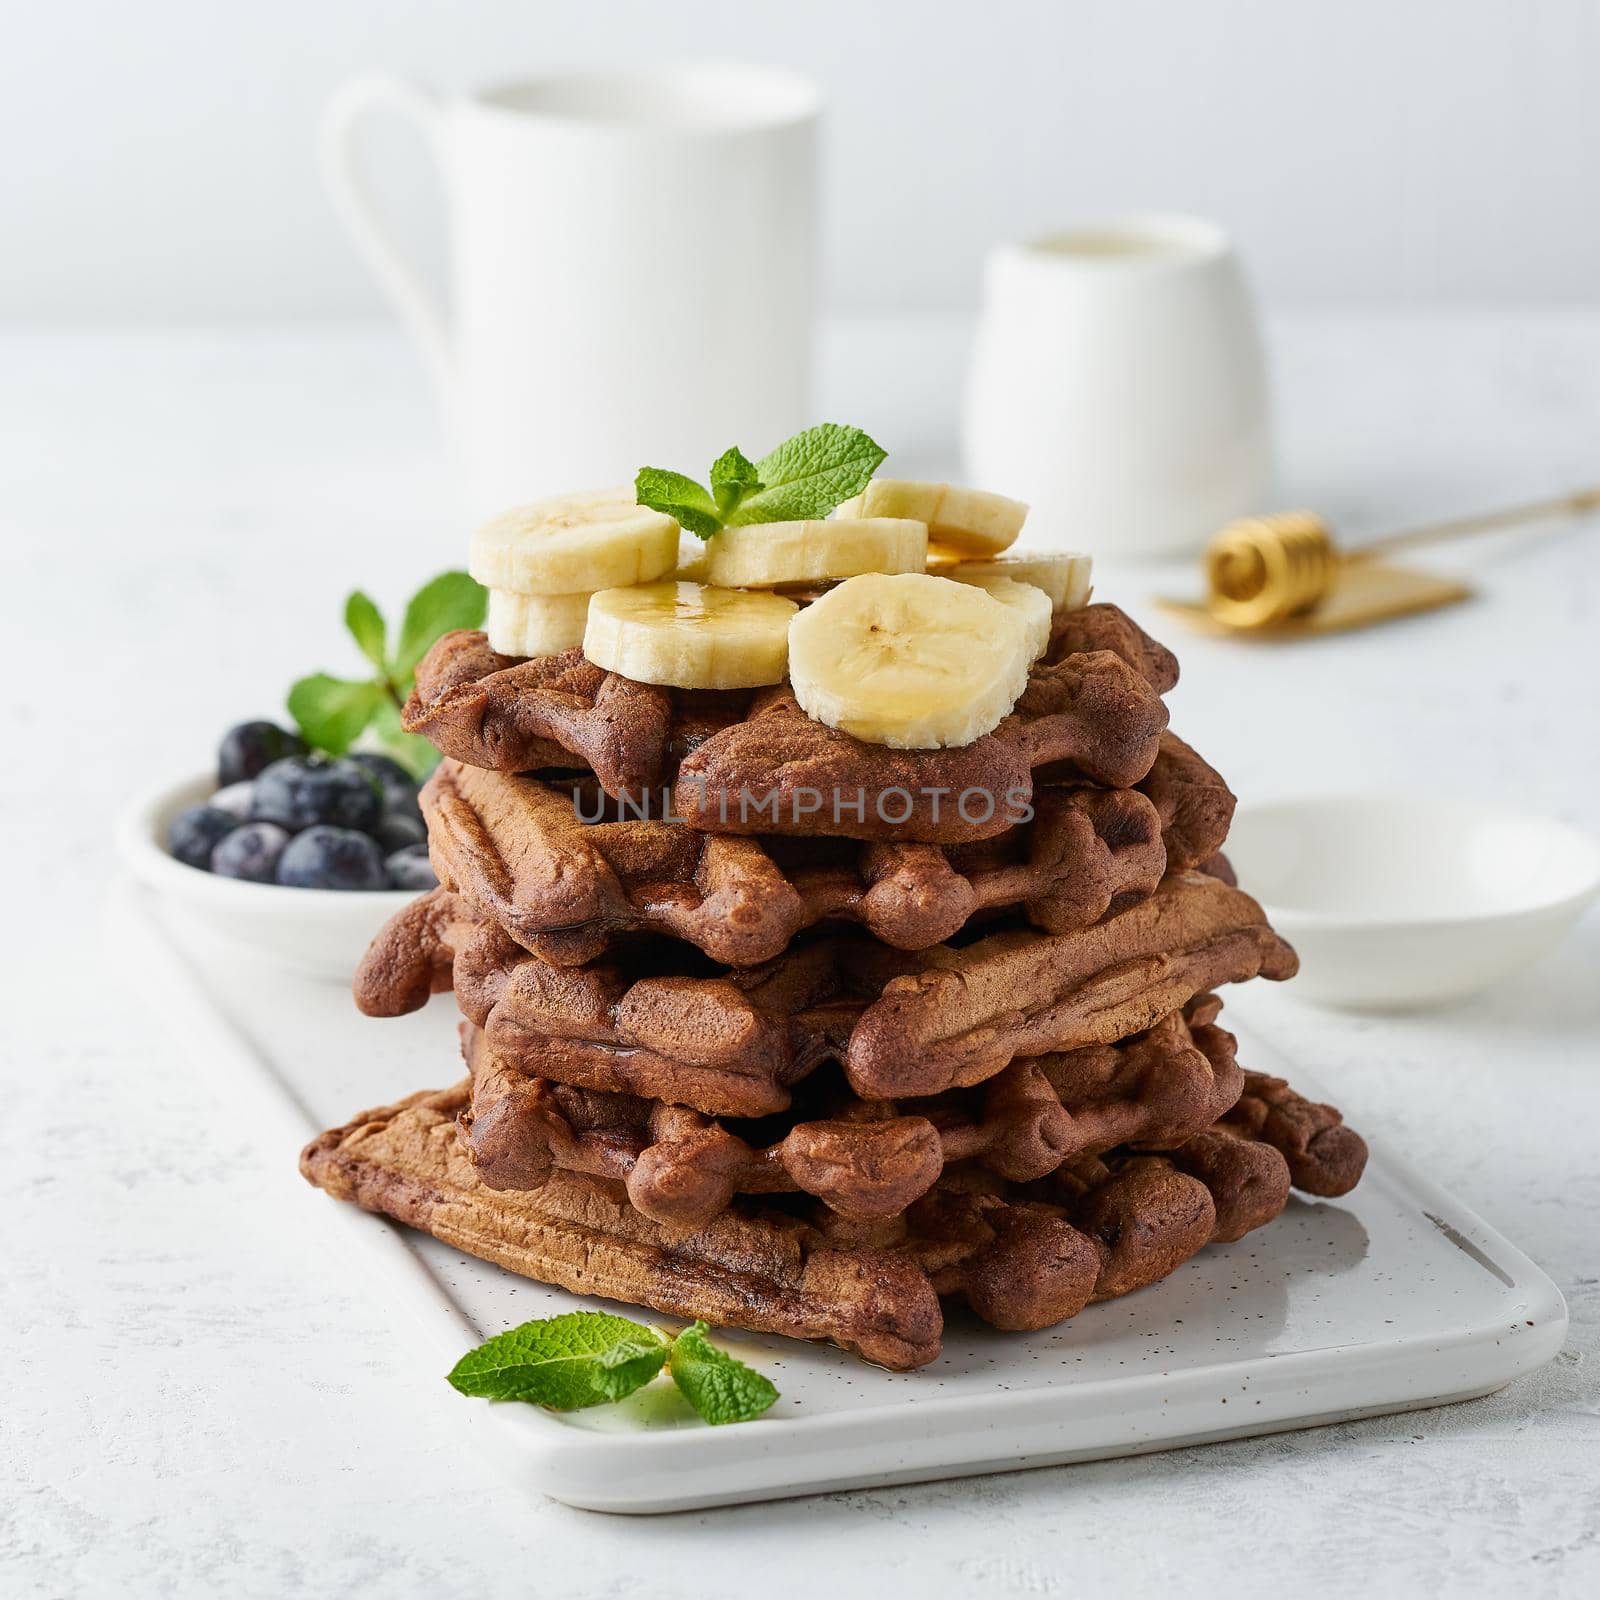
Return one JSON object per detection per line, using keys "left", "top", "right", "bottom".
{"left": 108, "top": 882, "right": 1567, "bottom": 1513}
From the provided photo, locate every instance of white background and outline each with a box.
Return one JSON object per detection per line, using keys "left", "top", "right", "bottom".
{"left": 4, "top": 0, "right": 1599, "bottom": 322}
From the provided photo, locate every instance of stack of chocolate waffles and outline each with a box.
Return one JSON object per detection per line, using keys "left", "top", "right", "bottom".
{"left": 302, "top": 594, "right": 1367, "bottom": 1371}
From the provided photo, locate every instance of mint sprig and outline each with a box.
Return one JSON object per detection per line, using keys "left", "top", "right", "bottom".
{"left": 447, "top": 1311, "right": 778, "bottom": 1425}
{"left": 636, "top": 422, "right": 886, "bottom": 536}
{"left": 287, "top": 570, "right": 486, "bottom": 780}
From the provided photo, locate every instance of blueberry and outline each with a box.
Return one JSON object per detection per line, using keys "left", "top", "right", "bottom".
{"left": 374, "top": 811, "right": 427, "bottom": 853}
{"left": 277, "top": 826, "right": 388, "bottom": 891}
{"left": 218, "top": 721, "right": 307, "bottom": 787}
{"left": 168, "top": 804, "right": 240, "bottom": 869}
{"left": 385, "top": 843, "right": 439, "bottom": 892}
{"left": 250, "top": 755, "right": 382, "bottom": 833}
{"left": 347, "top": 751, "right": 423, "bottom": 821}
{"left": 211, "top": 780, "right": 256, "bottom": 819}
{"left": 211, "top": 821, "right": 290, "bottom": 883}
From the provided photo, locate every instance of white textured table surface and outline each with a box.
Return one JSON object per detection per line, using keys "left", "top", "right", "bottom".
{"left": 3, "top": 311, "right": 1598, "bottom": 1598}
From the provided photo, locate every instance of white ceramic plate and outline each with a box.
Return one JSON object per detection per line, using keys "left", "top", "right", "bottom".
{"left": 116, "top": 773, "right": 416, "bottom": 981}
{"left": 106, "top": 880, "right": 1567, "bottom": 1514}
{"left": 1227, "top": 794, "right": 1600, "bottom": 1009}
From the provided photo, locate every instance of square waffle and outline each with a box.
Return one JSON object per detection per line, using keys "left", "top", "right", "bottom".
{"left": 300, "top": 1070, "right": 1364, "bottom": 1370}
{"left": 403, "top": 603, "right": 1178, "bottom": 842}
{"left": 457, "top": 994, "right": 1251, "bottom": 1229}
{"left": 354, "top": 871, "right": 1296, "bottom": 1117}
{"left": 420, "top": 730, "right": 1232, "bottom": 967}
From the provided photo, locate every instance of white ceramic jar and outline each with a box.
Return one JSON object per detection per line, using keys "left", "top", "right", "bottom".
{"left": 963, "top": 215, "right": 1271, "bottom": 558}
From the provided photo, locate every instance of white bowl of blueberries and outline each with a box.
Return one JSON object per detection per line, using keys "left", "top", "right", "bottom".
{"left": 117, "top": 719, "right": 437, "bottom": 980}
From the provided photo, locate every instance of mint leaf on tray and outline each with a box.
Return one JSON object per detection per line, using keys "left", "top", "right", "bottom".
{"left": 447, "top": 1311, "right": 778, "bottom": 1424}
{"left": 635, "top": 422, "right": 885, "bottom": 537}
{"left": 447, "top": 1311, "right": 668, "bottom": 1410}
{"left": 665, "top": 1320, "right": 780, "bottom": 1425}
{"left": 593, "top": 1333, "right": 673, "bottom": 1402}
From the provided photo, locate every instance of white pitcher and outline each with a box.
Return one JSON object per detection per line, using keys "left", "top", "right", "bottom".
{"left": 963, "top": 215, "right": 1271, "bottom": 559}
{"left": 322, "top": 65, "right": 819, "bottom": 516}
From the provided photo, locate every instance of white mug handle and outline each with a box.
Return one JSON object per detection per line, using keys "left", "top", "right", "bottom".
{"left": 319, "top": 74, "right": 454, "bottom": 397}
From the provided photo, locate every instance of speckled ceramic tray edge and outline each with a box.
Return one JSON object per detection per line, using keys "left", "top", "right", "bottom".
{"left": 107, "top": 880, "right": 1569, "bottom": 1514}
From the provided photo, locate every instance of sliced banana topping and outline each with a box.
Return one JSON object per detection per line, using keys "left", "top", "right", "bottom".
{"left": 672, "top": 533, "right": 712, "bottom": 584}
{"left": 787, "top": 572, "right": 1032, "bottom": 749}
{"left": 946, "top": 551, "right": 1093, "bottom": 612}
{"left": 703, "top": 518, "right": 927, "bottom": 589}
{"left": 470, "top": 488, "right": 681, "bottom": 596}
{"left": 484, "top": 588, "right": 592, "bottom": 658}
{"left": 583, "top": 581, "right": 798, "bottom": 690}
{"left": 953, "top": 574, "right": 1052, "bottom": 659}
{"left": 835, "top": 480, "right": 1027, "bottom": 557}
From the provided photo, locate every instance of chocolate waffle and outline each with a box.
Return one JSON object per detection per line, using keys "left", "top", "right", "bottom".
{"left": 422, "top": 731, "right": 1232, "bottom": 967}
{"left": 302, "top": 1081, "right": 941, "bottom": 1371}
{"left": 403, "top": 603, "right": 1177, "bottom": 843}
{"left": 460, "top": 995, "right": 1245, "bottom": 1228}
{"left": 300, "top": 1072, "right": 1364, "bottom": 1368}
{"left": 354, "top": 871, "right": 1296, "bottom": 1118}
{"left": 1216, "top": 1071, "right": 1369, "bottom": 1196}
{"left": 815, "top": 1135, "right": 1297, "bottom": 1329}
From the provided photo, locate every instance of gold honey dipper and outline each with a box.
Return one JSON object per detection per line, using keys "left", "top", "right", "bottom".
{"left": 1195, "top": 485, "right": 1600, "bottom": 632}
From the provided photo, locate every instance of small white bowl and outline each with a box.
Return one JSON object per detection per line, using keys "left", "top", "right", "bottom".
{"left": 1226, "top": 793, "right": 1600, "bottom": 1010}
{"left": 116, "top": 773, "right": 417, "bottom": 982}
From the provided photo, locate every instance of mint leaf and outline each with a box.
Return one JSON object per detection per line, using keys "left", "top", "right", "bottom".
{"left": 709, "top": 446, "right": 761, "bottom": 517}
{"left": 287, "top": 674, "right": 386, "bottom": 755}
{"left": 591, "top": 1332, "right": 672, "bottom": 1401}
{"left": 667, "top": 1321, "right": 778, "bottom": 1425}
{"left": 725, "top": 423, "right": 886, "bottom": 527}
{"left": 635, "top": 467, "right": 721, "bottom": 539}
{"left": 447, "top": 1311, "right": 663, "bottom": 1410}
{"left": 368, "top": 698, "right": 439, "bottom": 782}
{"left": 288, "top": 569, "right": 487, "bottom": 767}
{"left": 344, "top": 591, "right": 388, "bottom": 675}
{"left": 391, "top": 571, "right": 487, "bottom": 682}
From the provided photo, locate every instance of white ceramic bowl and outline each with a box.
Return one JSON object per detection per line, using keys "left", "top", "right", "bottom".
{"left": 116, "top": 773, "right": 417, "bottom": 982}
{"left": 1226, "top": 794, "right": 1600, "bottom": 1010}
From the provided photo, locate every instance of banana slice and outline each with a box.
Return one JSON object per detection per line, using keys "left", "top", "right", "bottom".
{"left": 583, "top": 581, "right": 798, "bottom": 690}
{"left": 469, "top": 488, "right": 681, "bottom": 596}
{"left": 835, "top": 480, "right": 1027, "bottom": 557}
{"left": 946, "top": 552, "right": 1093, "bottom": 612}
{"left": 672, "top": 532, "right": 712, "bottom": 584}
{"left": 485, "top": 588, "right": 591, "bottom": 658}
{"left": 703, "top": 519, "right": 927, "bottom": 588}
{"left": 787, "top": 572, "right": 1032, "bottom": 749}
{"left": 953, "top": 574, "right": 1051, "bottom": 660}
